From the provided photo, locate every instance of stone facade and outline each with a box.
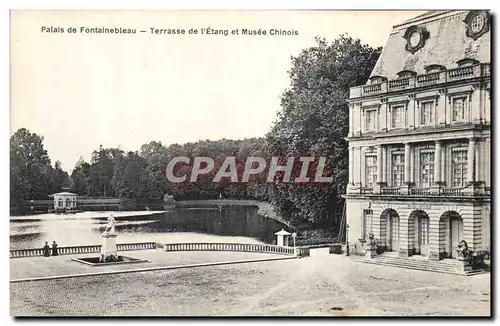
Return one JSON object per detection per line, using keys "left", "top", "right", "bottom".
{"left": 344, "top": 10, "right": 490, "bottom": 260}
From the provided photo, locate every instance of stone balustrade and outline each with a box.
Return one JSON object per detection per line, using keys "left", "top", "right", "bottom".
{"left": 388, "top": 77, "right": 413, "bottom": 90}
{"left": 10, "top": 242, "right": 156, "bottom": 258}
{"left": 116, "top": 242, "right": 156, "bottom": 251}
{"left": 163, "top": 242, "right": 297, "bottom": 256}
{"left": 416, "top": 71, "right": 443, "bottom": 86}
{"left": 10, "top": 241, "right": 311, "bottom": 259}
{"left": 447, "top": 65, "right": 477, "bottom": 80}
{"left": 440, "top": 188, "right": 464, "bottom": 196}
{"left": 361, "top": 187, "right": 374, "bottom": 194}
{"left": 350, "top": 63, "right": 489, "bottom": 98}
{"left": 349, "top": 186, "right": 486, "bottom": 197}
{"left": 381, "top": 187, "right": 401, "bottom": 195}
{"left": 362, "top": 83, "right": 383, "bottom": 94}
{"left": 409, "top": 188, "right": 432, "bottom": 195}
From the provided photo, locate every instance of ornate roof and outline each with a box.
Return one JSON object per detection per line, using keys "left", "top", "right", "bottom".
{"left": 49, "top": 192, "right": 77, "bottom": 197}
{"left": 370, "top": 10, "right": 490, "bottom": 80}
{"left": 274, "top": 228, "right": 291, "bottom": 236}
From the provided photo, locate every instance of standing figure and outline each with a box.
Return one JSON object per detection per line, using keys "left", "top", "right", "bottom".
{"left": 104, "top": 213, "right": 116, "bottom": 233}
{"left": 43, "top": 242, "right": 50, "bottom": 257}
{"left": 52, "top": 241, "right": 58, "bottom": 256}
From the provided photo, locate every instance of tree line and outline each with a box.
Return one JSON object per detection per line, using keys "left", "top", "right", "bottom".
{"left": 10, "top": 35, "right": 381, "bottom": 225}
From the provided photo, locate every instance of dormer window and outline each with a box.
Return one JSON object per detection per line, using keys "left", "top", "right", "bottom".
{"left": 369, "top": 75, "right": 386, "bottom": 85}
{"left": 403, "top": 25, "right": 429, "bottom": 54}
{"left": 456, "top": 58, "right": 479, "bottom": 67}
{"left": 396, "top": 70, "right": 416, "bottom": 79}
{"left": 424, "top": 64, "right": 446, "bottom": 74}
{"left": 464, "top": 11, "right": 490, "bottom": 40}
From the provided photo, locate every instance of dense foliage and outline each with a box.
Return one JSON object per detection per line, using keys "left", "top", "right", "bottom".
{"left": 266, "top": 35, "right": 381, "bottom": 225}
{"left": 10, "top": 128, "right": 71, "bottom": 205}
{"left": 10, "top": 35, "right": 380, "bottom": 227}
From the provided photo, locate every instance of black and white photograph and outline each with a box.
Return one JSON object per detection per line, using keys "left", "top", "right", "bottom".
{"left": 9, "top": 8, "right": 491, "bottom": 317}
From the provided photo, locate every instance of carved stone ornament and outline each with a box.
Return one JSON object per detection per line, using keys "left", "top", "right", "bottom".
{"left": 456, "top": 240, "right": 472, "bottom": 260}
{"left": 403, "top": 25, "right": 429, "bottom": 54}
{"left": 464, "top": 11, "right": 490, "bottom": 40}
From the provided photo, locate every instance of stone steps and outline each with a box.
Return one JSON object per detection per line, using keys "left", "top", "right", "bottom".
{"left": 355, "top": 255, "right": 484, "bottom": 276}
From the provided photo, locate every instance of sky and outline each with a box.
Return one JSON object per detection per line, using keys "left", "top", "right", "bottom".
{"left": 10, "top": 10, "right": 425, "bottom": 171}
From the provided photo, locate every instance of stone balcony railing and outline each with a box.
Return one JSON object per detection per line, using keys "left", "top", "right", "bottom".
{"left": 440, "top": 188, "right": 464, "bottom": 196}
{"left": 349, "top": 186, "right": 489, "bottom": 197}
{"left": 409, "top": 187, "right": 432, "bottom": 195}
{"left": 350, "top": 63, "right": 490, "bottom": 98}
{"left": 381, "top": 187, "right": 401, "bottom": 195}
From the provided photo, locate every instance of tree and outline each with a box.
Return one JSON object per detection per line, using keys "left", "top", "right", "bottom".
{"left": 70, "top": 157, "right": 90, "bottom": 195}
{"left": 52, "top": 160, "right": 71, "bottom": 192}
{"left": 10, "top": 128, "right": 53, "bottom": 202}
{"left": 139, "top": 141, "right": 167, "bottom": 160}
{"left": 88, "top": 146, "right": 123, "bottom": 197}
{"left": 114, "top": 151, "right": 147, "bottom": 200}
{"left": 266, "top": 35, "right": 381, "bottom": 224}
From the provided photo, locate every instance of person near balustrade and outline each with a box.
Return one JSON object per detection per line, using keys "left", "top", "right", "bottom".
{"left": 43, "top": 241, "right": 50, "bottom": 257}
{"left": 51, "top": 241, "right": 58, "bottom": 256}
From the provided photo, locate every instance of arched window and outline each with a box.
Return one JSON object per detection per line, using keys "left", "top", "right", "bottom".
{"left": 396, "top": 70, "right": 416, "bottom": 79}
{"left": 456, "top": 58, "right": 479, "bottom": 67}
{"left": 369, "top": 75, "right": 387, "bottom": 85}
{"left": 424, "top": 64, "right": 446, "bottom": 74}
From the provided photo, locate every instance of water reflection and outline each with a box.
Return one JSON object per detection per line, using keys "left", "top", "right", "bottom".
{"left": 10, "top": 206, "right": 287, "bottom": 249}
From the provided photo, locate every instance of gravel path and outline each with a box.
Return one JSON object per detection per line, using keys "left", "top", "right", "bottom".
{"left": 10, "top": 253, "right": 490, "bottom": 316}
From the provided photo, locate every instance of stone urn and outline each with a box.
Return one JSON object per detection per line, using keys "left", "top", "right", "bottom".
{"left": 365, "top": 233, "right": 377, "bottom": 259}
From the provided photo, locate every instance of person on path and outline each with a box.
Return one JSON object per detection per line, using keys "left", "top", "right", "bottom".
{"left": 51, "top": 241, "right": 58, "bottom": 256}
{"left": 43, "top": 242, "right": 50, "bottom": 257}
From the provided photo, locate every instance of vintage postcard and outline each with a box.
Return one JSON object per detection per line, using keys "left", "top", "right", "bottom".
{"left": 9, "top": 9, "right": 491, "bottom": 317}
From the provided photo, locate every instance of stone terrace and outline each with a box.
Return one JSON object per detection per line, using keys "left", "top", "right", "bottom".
{"left": 10, "top": 249, "right": 490, "bottom": 316}
{"left": 10, "top": 249, "right": 285, "bottom": 280}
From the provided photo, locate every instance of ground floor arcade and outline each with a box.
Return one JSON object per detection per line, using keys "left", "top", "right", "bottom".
{"left": 345, "top": 198, "right": 490, "bottom": 260}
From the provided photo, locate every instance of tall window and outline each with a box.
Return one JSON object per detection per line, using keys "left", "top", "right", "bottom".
{"left": 452, "top": 97, "right": 466, "bottom": 122}
{"left": 420, "top": 151, "right": 434, "bottom": 188}
{"left": 365, "top": 155, "right": 377, "bottom": 187}
{"left": 391, "top": 105, "right": 405, "bottom": 129}
{"left": 391, "top": 152, "right": 405, "bottom": 187}
{"left": 420, "top": 101, "right": 434, "bottom": 126}
{"left": 365, "top": 110, "right": 376, "bottom": 132}
{"left": 452, "top": 149, "right": 468, "bottom": 187}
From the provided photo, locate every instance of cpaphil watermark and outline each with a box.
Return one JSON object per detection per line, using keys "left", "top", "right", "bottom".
{"left": 165, "top": 156, "right": 333, "bottom": 183}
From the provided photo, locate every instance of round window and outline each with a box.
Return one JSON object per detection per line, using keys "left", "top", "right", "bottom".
{"left": 470, "top": 13, "right": 485, "bottom": 33}
{"left": 409, "top": 31, "right": 422, "bottom": 48}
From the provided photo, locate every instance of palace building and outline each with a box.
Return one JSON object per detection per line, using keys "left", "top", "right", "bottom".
{"left": 344, "top": 11, "right": 490, "bottom": 260}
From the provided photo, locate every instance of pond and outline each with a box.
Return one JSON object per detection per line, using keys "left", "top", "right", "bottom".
{"left": 10, "top": 206, "right": 289, "bottom": 250}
